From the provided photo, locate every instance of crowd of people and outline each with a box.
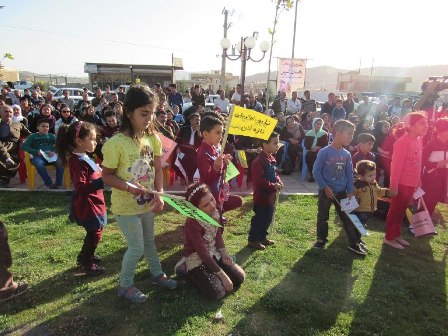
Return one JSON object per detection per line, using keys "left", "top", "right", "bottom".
{"left": 0, "top": 78, "right": 447, "bottom": 304}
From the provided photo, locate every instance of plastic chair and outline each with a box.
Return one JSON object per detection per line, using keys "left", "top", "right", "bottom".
{"left": 301, "top": 139, "right": 308, "bottom": 180}
{"left": 24, "top": 151, "right": 71, "bottom": 189}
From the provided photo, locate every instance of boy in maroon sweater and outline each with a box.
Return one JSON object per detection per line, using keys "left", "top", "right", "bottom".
{"left": 248, "top": 132, "right": 283, "bottom": 250}
{"left": 196, "top": 116, "right": 243, "bottom": 224}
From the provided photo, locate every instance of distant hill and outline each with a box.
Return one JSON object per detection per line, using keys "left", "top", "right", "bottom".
{"left": 245, "top": 65, "right": 448, "bottom": 92}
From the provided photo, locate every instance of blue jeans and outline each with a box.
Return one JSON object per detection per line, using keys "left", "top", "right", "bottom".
{"left": 32, "top": 155, "right": 64, "bottom": 186}
{"left": 115, "top": 212, "right": 163, "bottom": 288}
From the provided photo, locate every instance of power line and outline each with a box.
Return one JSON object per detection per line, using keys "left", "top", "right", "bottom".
{"left": 0, "top": 22, "right": 207, "bottom": 55}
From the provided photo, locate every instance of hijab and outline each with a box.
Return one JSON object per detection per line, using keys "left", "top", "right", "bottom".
{"left": 306, "top": 118, "right": 326, "bottom": 147}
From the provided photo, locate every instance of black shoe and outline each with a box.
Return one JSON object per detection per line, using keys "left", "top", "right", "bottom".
{"left": 83, "top": 263, "right": 105, "bottom": 276}
{"left": 77, "top": 255, "right": 102, "bottom": 265}
{"left": 308, "top": 177, "right": 315, "bottom": 183}
{"left": 348, "top": 244, "right": 367, "bottom": 256}
{"left": 359, "top": 240, "right": 368, "bottom": 251}
{"left": 312, "top": 240, "right": 326, "bottom": 249}
{"left": 0, "top": 179, "right": 12, "bottom": 188}
{"left": 50, "top": 183, "right": 63, "bottom": 190}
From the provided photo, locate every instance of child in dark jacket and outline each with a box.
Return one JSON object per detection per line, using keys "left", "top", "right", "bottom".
{"left": 422, "top": 117, "right": 448, "bottom": 216}
{"left": 181, "top": 183, "right": 245, "bottom": 300}
{"left": 56, "top": 121, "right": 107, "bottom": 276}
{"left": 196, "top": 115, "right": 243, "bottom": 224}
{"left": 248, "top": 132, "right": 283, "bottom": 250}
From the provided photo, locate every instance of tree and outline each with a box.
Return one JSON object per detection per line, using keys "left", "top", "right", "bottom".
{"left": 265, "top": 0, "right": 294, "bottom": 111}
{"left": 0, "top": 53, "right": 14, "bottom": 79}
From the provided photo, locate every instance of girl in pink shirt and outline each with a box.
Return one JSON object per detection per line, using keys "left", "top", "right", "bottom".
{"left": 385, "top": 112, "right": 428, "bottom": 249}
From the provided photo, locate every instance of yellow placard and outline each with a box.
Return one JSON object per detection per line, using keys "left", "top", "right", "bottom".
{"left": 228, "top": 106, "right": 278, "bottom": 140}
{"left": 236, "top": 150, "right": 248, "bottom": 168}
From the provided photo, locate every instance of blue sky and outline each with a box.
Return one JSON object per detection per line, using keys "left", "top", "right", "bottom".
{"left": 1, "top": 0, "right": 446, "bottom": 77}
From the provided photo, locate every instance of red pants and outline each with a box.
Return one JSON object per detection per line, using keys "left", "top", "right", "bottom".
{"left": 385, "top": 185, "right": 415, "bottom": 240}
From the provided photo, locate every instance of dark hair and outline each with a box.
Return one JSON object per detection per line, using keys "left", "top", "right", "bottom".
{"left": 185, "top": 183, "right": 211, "bottom": 208}
{"left": 357, "top": 133, "right": 375, "bottom": 144}
{"left": 155, "top": 83, "right": 161, "bottom": 88}
{"left": 36, "top": 118, "right": 50, "bottom": 126}
{"left": 336, "top": 98, "right": 343, "bottom": 103}
{"left": 56, "top": 121, "right": 97, "bottom": 166}
{"left": 121, "top": 85, "right": 158, "bottom": 140}
{"left": 373, "top": 121, "right": 389, "bottom": 146}
{"left": 156, "top": 110, "right": 167, "bottom": 118}
{"left": 187, "top": 112, "right": 200, "bottom": 120}
{"left": 356, "top": 160, "right": 376, "bottom": 176}
{"left": 19, "top": 96, "right": 29, "bottom": 102}
{"left": 169, "top": 83, "right": 177, "bottom": 89}
{"left": 262, "top": 131, "right": 279, "bottom": 145}
{"left": 104, "top": 110, "right": 117, "bottom": 119}
{"left": 200, "top": 115, "right": 223, "bottom": 134}
{"left": 202, "top": 111, "right": 223, "bottom": 121}
{"left": 332, "top": 119, "right": 355, "bottom": 135}
{"left": 39, "top": 103, "right": 52, "bottom": 114}
{"left": 58, "top": 103, "right": 69, "bottom": 112}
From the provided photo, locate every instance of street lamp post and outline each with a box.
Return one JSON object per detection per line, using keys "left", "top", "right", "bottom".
{"left": 129, "top": 65, "right": 133, "bottom": 84}
{"left": 220, "top": 32, "right": 270, "bottom": 107}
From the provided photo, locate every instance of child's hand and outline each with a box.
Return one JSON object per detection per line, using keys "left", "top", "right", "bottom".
{"left": 217, "top": 270, "right": 234, "bottom": 292}
{"left": 324, "top": 186, "right": 334, "bottom": 199}
{"left": 223, "top": 154, "right": 232, "bottom": 165}
{"left": 347, "top": 192, "right": 354, "bottom": 199}
{"left": 127, "top": 183, "right": 146, "bottom": 196}
{"left": 213, "top": 155, "right": 224, "bottom": 172}
{"left": 152, "top": 194, "right": 164, "bottom": 213}
{"left": 275, "top": 182, "right": 283, "bottom": 190}
{"left": 221, "top": 251, "right": 234, "bottom": 266}
{"left": 389, "top": 188, "right": 398, "bottom": 198}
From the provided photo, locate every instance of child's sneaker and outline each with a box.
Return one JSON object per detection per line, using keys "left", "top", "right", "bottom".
{"left": 151, "top": 273, "right": 177, "bottom": 290}
{"left": 359, "top": 239, "right": 368, "bottom": 251}
{"left": 312, "top": 240, "right": 326, "bottom": 249}
{"left": 347, "top": 244, "right": 367, "bottom": 256}
{"left": 118, "top": 286, "right": 147, "bottom": 303}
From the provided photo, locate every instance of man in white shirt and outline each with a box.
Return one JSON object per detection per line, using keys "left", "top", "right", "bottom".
{"left": 214, "top": 89, "right": 230, "bottom": 113}
{"left": 286, "top": 91, "right": 301, "bottom": 114}
{"left": 231, "top": 84, "right": 242, "bottom": 105}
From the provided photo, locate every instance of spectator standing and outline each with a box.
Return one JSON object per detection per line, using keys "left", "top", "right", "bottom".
{"left": 231, "top": 84, "right": 242, "bottom": 105}
{"left": 60, "top": 89, "right": 75, "bottom": 111}
{"left": 167, "top": 83, "right": 183, "bottom": 112}
{"left": 320, "top": 93, "right": 336, "bottom": 116}
{"left": 301, "top": 90, "right": 316, "bottom": 114}
{"left": 342, "top": 92, "right": 355, "bottom": 115}
{"left": 214, "top": 90, "right": 230, "bottom": 114}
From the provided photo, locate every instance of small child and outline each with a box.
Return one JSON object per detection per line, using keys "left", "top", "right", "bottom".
{"left": 182, "top": 183, "right": 245, "bottom": 300}
{"left": 312, "top": 119, "right": 365, "bottom": 255}
{"left": 353, "top": 160, "right": 389, "bottom": 240}
{"left": 197, "top": 115, "right": 243, "bottom": 224}
{"left": 248, "top": 132, "right": 283, "bottom": 250}
{"left": 95, "top": 111, "right": 119, "bottom": 161}
{"left": 385, "top": 112, "right": 428, "bottom": 249}
{"left": 352, "top": 133, "right": 376, "bottom": 167}
{"left": 56, "top": 121, "right": 106, "bottom": 275}
{"left": 172, "top": 104, "right": 185, "bottom": 125}
{"left": 422, "top": 117, "right": 448, "bottom": 216}
{"left": 330, "top": 98, "right": 346, "bottom": 125}
{"left": 22, "top": 118, "right": 65, "bottom": 189}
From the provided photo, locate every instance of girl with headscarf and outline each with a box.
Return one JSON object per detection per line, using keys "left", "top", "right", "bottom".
{"left": 304, "top": 118, "right": 329, "bottom": 182}
{"left": 279, "top": 116, "right": 305, "bottom": 174}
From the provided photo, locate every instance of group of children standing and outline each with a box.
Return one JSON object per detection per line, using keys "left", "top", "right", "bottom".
{"left": 1, "top": 84, "right": 441, "bottom": 303}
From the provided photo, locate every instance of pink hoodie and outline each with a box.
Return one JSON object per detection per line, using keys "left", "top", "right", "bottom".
{"left": 389, "top": 133, "right": 422, "bottom": 190}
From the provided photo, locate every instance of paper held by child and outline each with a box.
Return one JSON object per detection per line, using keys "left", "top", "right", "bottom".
{"left": 39, "top": 150, "right": 58, "bottom": 163}
{"left": 347, "top": 214, "right": 368, "bottom": 236}
{"left": 340, "top": 197, "right": 359, "bottom": 213}
{"left": 224, "top": 161, "right": 240, "bottom": 182}
{"left": 413, "top": 186, "right": 425, "bottom": 200}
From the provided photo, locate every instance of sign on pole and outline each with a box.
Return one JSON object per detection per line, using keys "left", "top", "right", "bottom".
{"left": 276, "top": 58, "right": 306, "bottom": 93}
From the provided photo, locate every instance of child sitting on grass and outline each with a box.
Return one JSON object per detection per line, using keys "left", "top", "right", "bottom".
{"left": 248, "top": 131, "right": 283, "bottom": 250}
{"left": 182, "top": 183, "right": 245, "bottom": 300}
{"left": 22, "top": 118, "right": 64, "bottom": 189}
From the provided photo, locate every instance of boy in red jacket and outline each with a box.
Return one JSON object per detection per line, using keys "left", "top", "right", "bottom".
{"left": 248, "top": 132, "right": 283, "bottom": 250}
{"left": 196, "top": 115, "right": 243, "bottom": 224}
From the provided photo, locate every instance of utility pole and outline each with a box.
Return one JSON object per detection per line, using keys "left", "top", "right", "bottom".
{"left": 220, "top": 8, "right": 233, "bottom": 90}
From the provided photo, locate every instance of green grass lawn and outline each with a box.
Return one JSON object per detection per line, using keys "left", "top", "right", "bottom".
{"left": 0, "top": 191, "right": 447, "bottom": 336}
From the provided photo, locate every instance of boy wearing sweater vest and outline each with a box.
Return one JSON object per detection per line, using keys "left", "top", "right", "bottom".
{"left": 22, "top": 118, "right": 64, "bottom": 189}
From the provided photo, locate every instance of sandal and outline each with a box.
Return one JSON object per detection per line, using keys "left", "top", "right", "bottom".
{"left": 0, "top": 282, "right": 28, "bottom": 303}
{"left": 151, "top": 273, "right": 177, "bottom": 290}
{"left": 118, "top": 285, "right": 147, "bottom": 303}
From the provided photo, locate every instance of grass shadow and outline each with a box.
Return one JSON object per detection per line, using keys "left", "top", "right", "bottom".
{"left": 348, "top": 235, "right": 448, "bottom": 335}
{"left": 230, "top": 231, "right": 357, "bottom": 335}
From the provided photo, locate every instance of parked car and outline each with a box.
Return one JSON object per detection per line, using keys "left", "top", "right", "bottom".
{"left": 14, "top": 80, "right": 34, "bottom": 90}
{"left": 54, "top": 88, "right": 94, "bottom": 103}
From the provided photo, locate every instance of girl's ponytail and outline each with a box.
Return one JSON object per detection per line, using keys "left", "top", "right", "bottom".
{"left": 56, "top": 124, "right": 71, "bottom": 166}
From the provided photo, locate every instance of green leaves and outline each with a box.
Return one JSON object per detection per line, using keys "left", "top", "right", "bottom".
{"left": 3, "top": 53, "right": 14, "bottom": 60}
